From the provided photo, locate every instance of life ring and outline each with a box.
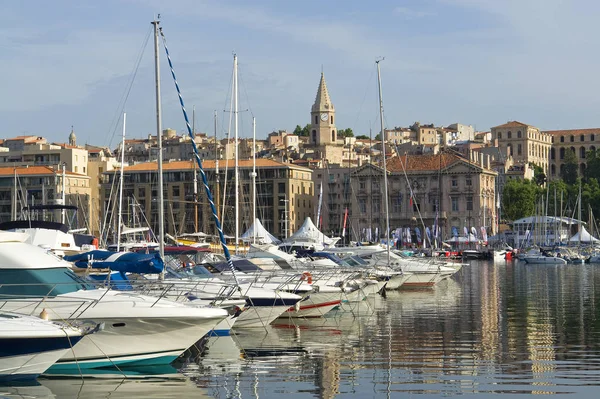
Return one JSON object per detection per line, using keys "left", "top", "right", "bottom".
{"left": 301, "top": 271, "right": 313, "bottom": 284}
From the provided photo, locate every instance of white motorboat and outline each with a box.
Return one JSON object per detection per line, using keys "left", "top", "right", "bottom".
{"left": 0, "top": 232, "right": 228, "bottom": 370}
{"left": 0, "top": 312, "right": 91, "bottom": 380}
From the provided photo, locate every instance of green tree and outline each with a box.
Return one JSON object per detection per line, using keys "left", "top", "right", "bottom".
{"left": 374, "top": 133, "right": 381, "bottom": 141}
{"left": 561, "top": 148, "right": 579, "bottom": 185}
{"left": 356, "top": 135, "right": 369, "bottom": 139}
{"left": 292, "top": 125, "right": 303, "bottom": 136}
{"left": 337, "top": 128, "right": 354, "bottom": 138}
{"left": 584, "top": 148, "right": 600, "bottom": 182}
{"left": 502, "top": 179, "right": 540, "bottom": 221}
{"left": 529, "top": 163, "right": 547, "bottom": 186}
{"left": 292, "top": 124, "right": 311, "bottom": 136}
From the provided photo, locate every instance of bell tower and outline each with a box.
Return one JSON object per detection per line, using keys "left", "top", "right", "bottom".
{"left": 310, "top": 72, "right": 336, "bottom": 146}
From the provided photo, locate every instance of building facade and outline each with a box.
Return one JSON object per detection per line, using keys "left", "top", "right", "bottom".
{"left": 101, "top": 159, "right": 313, "bottom": 242}
{"left": 490, "top": 121, "right": 552, "bottom": 174}
{"left": 350, "top": 152, "right": 497, "bottom": 243}
{"left": 545, "top": 128, "right": 599, "bottom": 179}
{"left": 0, "top": 165, "right": 91, "bottom": 226}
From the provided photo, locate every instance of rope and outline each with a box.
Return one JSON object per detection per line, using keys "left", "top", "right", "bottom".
{"left": 159, "top": 27, "right": 239, "bottom": 287}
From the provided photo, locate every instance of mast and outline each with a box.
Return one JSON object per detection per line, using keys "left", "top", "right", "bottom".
{"left": 215, "top": 110, "right": 220, "bottom": 235}
{"left": 152, "top": 18, "right": 165, "bottom": 262}
{"left": 233, "top": 53, "right": 240, "bottom": 254}
{"left": 376, "top": 59, "right": 390, "bottom": 265}
{"left": 61, "top": 163, "right": 66, "bottom": 224}
{"left": 252, "top": 116, "right": 257, "bottom": 244}
{"left": 12, "top": 168, "right": 17, "bottom": 220}
{"left": 578, "top": 180, "right": 582, "bottom": 247}
{"left": 117, "top": 113, "right": 126, "bottom": 251}
{"left": 193, "top": 105, "right": 198, "bottom": 232}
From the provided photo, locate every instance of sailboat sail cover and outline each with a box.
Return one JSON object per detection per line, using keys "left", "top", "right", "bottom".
{"left": 241, "top": 218, "right": 281, "bottom": 244}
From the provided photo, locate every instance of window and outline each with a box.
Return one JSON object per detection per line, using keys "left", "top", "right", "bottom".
{"left": 507, "top": 131, "right": 512, "bottom": 139}
{"left": 332, "top": 130, "right": 335, "bottom": 141}
{"left": 466, "top": 197, "right": 473, "bottom": 211}
{"left": 560, "top": 136, "right": 564, "bottom": 143}
{"left": 551, "top": 148, "right": 555, "bottom": 160}
{"left": 570, "top": 135, "right": 574, "bottom": 142}
{"left": 581, "top": 135, "right": 585, "bottom": 142}
{"left": 451, "top": 177, "right": 458, "bottom": 187}
{"left": 451, "top": 197, "right": 459, "bottom": 212}
{"left": 580, "top": 147, "right": 586, "bottom": 158}
{"left": 173, "top": 186, "right": 180, "bottom": 197}
{"left": 551, "top": 164, "right": 556, "bottom": 175}
{"left": 466, "top": 178, "right": 472, "bottom": 186}
{"left": 331, "top": 116, "right": 334, "bottom": 124}
{"left": 517, "top": 130, "right": 522, "bottom": 138}
{"left": 278, "top": 182, "right": 286, "bottom": 193}
{"left": 359, "top": 198, "right": 366, "bottom": 213}
{"left": 498, "top": 132, "right": 502, "bottom": 140}
{"left": 591, "top": 134, "right": 596, "bottom": 141}
{"left": 560, "top": 148, "right": 565, "bottom": 159}
{"left": 517, "top": 144, "right": 522, "bottom": 156}
{"left": 312, "top": 130, "right": 317, "bottom": 143}
{"left": 314, "top": 115, "right": 318, "bottom": 124}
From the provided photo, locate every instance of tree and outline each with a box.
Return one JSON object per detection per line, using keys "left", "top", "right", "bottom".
{"left": 529, "top": 163, "right": 547, "bottom": 186}
{"left": 502, "top": 179, "right": 539, "bottom": 221}
{"left": 561, "top": 148, "right": 579, "bottom": 185}
{"left": 292, "top": 124, "right": 311, "bottom": 137}
{"left": 584, "top": 148, "right": 600, "bottom": 182}
{"left": 374, "top": 133, "right": 381, "bottom": 141}
{"left": 356, "top": 135, "right": 369, "bottom": 139}
{"left": 337, "top": 128, "right": 354, "bottom": 138}
{"left": 292, "top": 125, "right": 303, "bottom": 136}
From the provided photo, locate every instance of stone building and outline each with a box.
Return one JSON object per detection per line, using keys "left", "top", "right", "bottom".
{"left": 490, "top": 121, "right": 552, "bottom": 174}
{"left": 545, "top": 128, "right": 599, "bottom": 179}
{"left": 312, "top": 165, "right": 353, "bottom": 240}
{"left": 350, "top": 152, "right": 497, "bottom": 242}
{"left": 0, "top": 165, "right": 91, "bottom": 226}
{"left": 101, "top": 159, "right": 313, "bottom": 241}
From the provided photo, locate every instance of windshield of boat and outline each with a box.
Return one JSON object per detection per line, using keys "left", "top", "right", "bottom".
{"left": 0, "top": 267, "right": 94, "bottom": 298}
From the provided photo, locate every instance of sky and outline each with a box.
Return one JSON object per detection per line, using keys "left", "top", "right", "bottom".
{"left": 2, "top": 0, "right": 600, "bottom": 149}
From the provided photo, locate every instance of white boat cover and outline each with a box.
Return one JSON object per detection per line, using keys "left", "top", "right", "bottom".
{"left": 241, "top": 218, "right": 281, "bottom": 244}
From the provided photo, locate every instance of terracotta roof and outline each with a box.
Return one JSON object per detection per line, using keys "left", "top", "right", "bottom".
{"left": 5, "top": 135, "right": 44, "bottom": 143}
{"left": 118, "top": 158, "right": 312, "bottom": 173}
{"left": 492, "top": 121, "right": 530, "bottom": 129}
{"left": 544, "top": 128, "right": 600, "bottom": 136}
{"left": 386, "top": 153, "right": 459, "bottom": 172}
{"left": 0, "top": 165, "right": 87, "bottom": 177}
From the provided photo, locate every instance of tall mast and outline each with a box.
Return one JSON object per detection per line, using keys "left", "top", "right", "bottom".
{"left": 192, "top": 105, "right": 198, "bottom": 232}
{"left": 252, "top": 116, "right": 257, "bottom": 244}
{"left": 214, "top": 110, "right": 220, "bottom": 235}
{"left": 376, "top": 59, "right": 390, "bottom": 265}
{"left": 117, "top": 113, "right": 126, "bottom": 251}
{"left": 233, "top": 53, "right": 240, "bottom": 254}
{"left": 152, "top": 18, "right": 165, "bottom": 262}
{"left": 578, "top": 180, "right": 582, "bottom": 247}
{"left": 12, "top": 168, "right": 17, "bottom": 220}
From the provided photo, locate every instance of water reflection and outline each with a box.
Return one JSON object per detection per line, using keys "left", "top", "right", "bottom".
{"left": 9, "top": 262, "right": 600, "bottom": 397}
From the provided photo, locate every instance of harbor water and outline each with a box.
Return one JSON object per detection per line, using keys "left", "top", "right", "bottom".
{"left": 7, "top": 260, "right": 600, "bottom": 398}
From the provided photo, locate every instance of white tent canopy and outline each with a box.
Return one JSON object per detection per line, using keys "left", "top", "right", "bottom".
{"left": 284, "top": 217, "right": 338, "bottom": 246}
{"left": 241, "top": 218, "right": 281, "bottom": 244}
{"left": 568, "top": 226, "right": 600, "bottom": 243}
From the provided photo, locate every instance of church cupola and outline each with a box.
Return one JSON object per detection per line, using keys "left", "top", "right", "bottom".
{"left": 68, "top": 126, "right": 76, "bottom": 146}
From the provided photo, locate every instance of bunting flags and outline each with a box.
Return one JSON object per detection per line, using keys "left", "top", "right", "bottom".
{"left": 480, "top": 226, "right": 488, "bottom": 242}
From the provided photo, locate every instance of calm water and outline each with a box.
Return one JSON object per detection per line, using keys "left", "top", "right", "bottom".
{"left": 7, "top": 260, "right": 600, "bottom": 398}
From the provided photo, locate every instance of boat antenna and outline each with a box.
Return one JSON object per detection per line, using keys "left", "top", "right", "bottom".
{"left": 159, "top": 26, "right": 240, "bottom": 286}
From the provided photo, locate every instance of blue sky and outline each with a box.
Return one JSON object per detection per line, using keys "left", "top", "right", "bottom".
{"left": 2, "top": 0, "right": 600, "bottom": 148}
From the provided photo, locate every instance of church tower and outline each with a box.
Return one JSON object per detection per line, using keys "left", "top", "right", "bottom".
{"left": 310, "top": 72, "right": 336, "bottom": 146}
{"left": 68, "top": 126, "right": 76, "bottom": 147}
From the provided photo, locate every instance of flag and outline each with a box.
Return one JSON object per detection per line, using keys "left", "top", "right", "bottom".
{"left": 480, "top": 226, "right": 488, "bottom": 242}
{"left": 471, "top": 226, "right": 477, "bottom": 239}
{"left": 463, "top": 226, "right": 468, "bottom": 237}
{"left": 341, "top": 208, "right": 348, "bottom": 238}
{"left": 415, "top": 227, "right": 422, "bottom": 244}
{"left": 452, "top": 226, "right": 459, "bottom": 238}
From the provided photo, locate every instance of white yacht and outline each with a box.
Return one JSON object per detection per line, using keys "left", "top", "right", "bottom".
{"left": 0, "top": 232, "right": 228, "bottom": 370}
{"left": 0, "top": 312, "right": 90, "bottom": 380}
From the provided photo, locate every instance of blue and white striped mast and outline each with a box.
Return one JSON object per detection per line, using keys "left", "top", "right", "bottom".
{"left": 158, "top": 25, "right": 239, "bottom": 285}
